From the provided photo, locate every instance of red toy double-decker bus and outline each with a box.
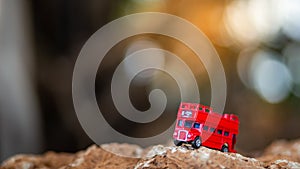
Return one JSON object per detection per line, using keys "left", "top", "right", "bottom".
{"left": 173, "top": 102, "right": 239, "bottom": 152}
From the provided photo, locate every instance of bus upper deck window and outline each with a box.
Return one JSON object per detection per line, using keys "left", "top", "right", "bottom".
{"left": 203, "top": 125, "right": 209, "bottom": 131}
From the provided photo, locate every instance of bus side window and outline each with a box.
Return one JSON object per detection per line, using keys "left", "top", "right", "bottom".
{"left": 178, "top": 120, "right": 183, "bottom": 127}
{"left": 209, "top": 127, "right": 215, "bottom": 133}
{"left": 217, "top": 129, "right": 223, "bottom": 135}
{"left": 193, "top": 123, "right": 200, "bottom": 128}
{"left": 203, "top": 125, "right": 209, "bottom": 131}
{"left": 224, "top": 131, "right": 229, "bottom": 136}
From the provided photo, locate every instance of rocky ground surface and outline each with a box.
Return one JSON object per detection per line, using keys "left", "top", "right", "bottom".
{"left": 1, "top": 139, "right": 300, "bottom": 169}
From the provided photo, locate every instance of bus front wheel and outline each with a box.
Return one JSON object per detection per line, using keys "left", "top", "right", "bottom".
{"left": 191, "top": 137, "right": 201, "bottom": 149}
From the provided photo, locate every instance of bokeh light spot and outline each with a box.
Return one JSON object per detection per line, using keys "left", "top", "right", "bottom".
{"left": 250, "top": 51, "right": 292, "bottom": 103}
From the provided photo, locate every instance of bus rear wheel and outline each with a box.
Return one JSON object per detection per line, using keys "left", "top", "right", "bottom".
{"left": 191, "top": 137, "right": 201, "bottom": 149}
{"left": 221, "top": 145, "right": 229, "bottom": 152}
{"left": 174, "top": 140, "right": 182, "bottom": 146}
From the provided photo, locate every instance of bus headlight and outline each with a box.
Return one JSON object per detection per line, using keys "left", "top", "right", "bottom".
{"left": 187, "top": 134, "right": 192, "bottom": 138}
{"left": 173, "top": 132, "right": 177, "bottom": 136}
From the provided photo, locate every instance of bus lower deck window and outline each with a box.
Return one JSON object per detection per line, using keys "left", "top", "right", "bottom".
{"left": 193, "top": 123, "right": 200, "bottom": 128}
{"left": 178, "top": 120, "right": 183, "bottom": 127}
{"left": 203, "top": 125, "right": 209, "bottom": 131}
{"left": 217, "top": 129, "right": 223, "bottom": 135}
{"left": 209, "top": 127, "right": 215, "bottom": 133}
{"left": 184, "top": 121, "right": 193, "bottom": 128}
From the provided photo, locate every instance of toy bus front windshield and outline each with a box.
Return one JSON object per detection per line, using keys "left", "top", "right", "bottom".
{"left": 184, "top": 120, "right": 194, "bottom": 128}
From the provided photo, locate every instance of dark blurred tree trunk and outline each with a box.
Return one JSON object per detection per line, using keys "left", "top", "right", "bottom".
{"left": 0, "top": 0, "right": 43, "bottom": 161}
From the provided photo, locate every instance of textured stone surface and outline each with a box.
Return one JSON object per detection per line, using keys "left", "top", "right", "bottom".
{"left": 258, "top": 139, "right": 300, "bottom": 169}
{"left": 2, "top": 140, "right": 300, "bottom": 169}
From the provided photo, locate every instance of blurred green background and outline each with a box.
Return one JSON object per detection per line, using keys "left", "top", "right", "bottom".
{"left": 1, "top": 0, "right": 300, "bottom": 161}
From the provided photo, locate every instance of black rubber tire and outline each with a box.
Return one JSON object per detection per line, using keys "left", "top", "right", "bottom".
{"left": 191, "top": 137, "right": 201, "bottom": 149}
{"left": 221, "top": 145, "right": 229, "bottom": 152}
{"left": 174, "top": 140, "right": 182, "bottom": 146}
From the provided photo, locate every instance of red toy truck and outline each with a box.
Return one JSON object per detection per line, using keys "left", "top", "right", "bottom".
{"left": 173, "top": 102, "right": 239, "bottom": 152}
